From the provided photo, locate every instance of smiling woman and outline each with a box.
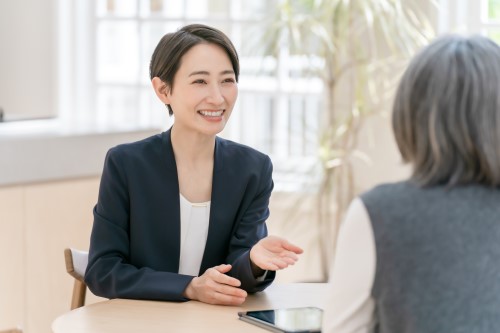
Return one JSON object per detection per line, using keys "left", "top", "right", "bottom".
{"left": 152, "top": 43, "right": 238, "bottom": 139}
{"left": 84, "top": 24, "right": 303, "bottom": 306}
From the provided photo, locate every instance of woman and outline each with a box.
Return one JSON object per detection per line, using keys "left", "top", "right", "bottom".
{"left": 84, "top": 24, "right": 303, "bottom": 306}
{"left": 323, "top": 35, "right": 500, "bottom": 332}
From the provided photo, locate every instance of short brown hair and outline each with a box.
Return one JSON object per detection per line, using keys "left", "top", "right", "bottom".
{"left": 149, "top": 24, "right": 239, "bottom": 115}
{"left": 392, "top": 35, "right": 500, "bottom": 187}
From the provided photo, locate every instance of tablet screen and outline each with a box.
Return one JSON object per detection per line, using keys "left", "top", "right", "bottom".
{"left": 240, "top": 307, "right": 322, "bottom": 332}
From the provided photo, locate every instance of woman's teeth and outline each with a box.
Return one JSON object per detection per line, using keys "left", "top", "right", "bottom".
{"left": 199, "top": 110, "right": 223, "bottom": 117}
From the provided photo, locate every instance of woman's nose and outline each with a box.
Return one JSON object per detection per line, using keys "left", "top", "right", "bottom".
{"left": 206, "top": 84, "right": 224, "bottom": 105}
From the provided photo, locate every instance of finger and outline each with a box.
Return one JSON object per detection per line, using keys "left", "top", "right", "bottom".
{"left": 279, "top": 251, "right": 299, "bottom": 261}
{"left": 277, "top": 256, "right": 298, "bottom": 265}
{"left": 213, "top": 264, "right": 232, "bottom": 274}
{"left": 215, "top": 283, "right": 248, "bottom": 298}
{"left": 281, "top": 240, "right": 304, "bottom": 254}
{"left": 267, "top": 256, "right": 298, "bottom": 270}
{"left": 272, "top": 259, "right": 290, "bottom": 270}
{"left": 210, "top": 266, "right": 242, "bottom": 287}
{"left": 198, "top": 286, "right": 246, "bottom": 306}
{"left": 211, "top": 292, "right": 246, "bottom": 306}
{"left": 256, "top": 261, "right": 281, "bottom": 271}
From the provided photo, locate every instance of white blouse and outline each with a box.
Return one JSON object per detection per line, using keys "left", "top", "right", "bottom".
{"left": 178, "top": 194, "right": 211, "bottom": 276}
{"left": 322, "top": 197, "right": 377, "bottom": 333}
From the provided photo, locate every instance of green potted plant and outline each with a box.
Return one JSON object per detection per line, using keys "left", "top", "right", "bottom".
{"left": 256, "top": 0, "right": 436, "bottom": 280}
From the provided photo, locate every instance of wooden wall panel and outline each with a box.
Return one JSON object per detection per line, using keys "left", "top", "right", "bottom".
{"left": 24, "top": 177, "right": 100, "bottom": 333}
{"left": 0, "top": 186, "right": 24, "bottom": 331}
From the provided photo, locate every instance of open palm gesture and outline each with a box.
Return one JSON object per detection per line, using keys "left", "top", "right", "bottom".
{"left": 250, "top": 236, "right": 303, "bottom": 271}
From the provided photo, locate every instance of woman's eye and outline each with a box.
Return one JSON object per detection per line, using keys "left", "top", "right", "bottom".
{"left": 223, "top": 78, "right": 235, "bottom": 83}
{"left": 193, "top": 79, "right": 206, "bottom": 84}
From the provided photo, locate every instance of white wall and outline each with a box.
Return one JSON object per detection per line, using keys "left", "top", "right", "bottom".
{"left": 0, "top": 0, "right": 57, "bottom": 121}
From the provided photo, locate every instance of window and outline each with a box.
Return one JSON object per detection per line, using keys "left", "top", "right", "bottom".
{"left": 61, "top": 0, "right": 323, "bottom": 191}
{"left": 439, "top": 0, "right": 500, "bottom": 41}
{"left": 482, "top": 0, "right": 500, "bottom": 41}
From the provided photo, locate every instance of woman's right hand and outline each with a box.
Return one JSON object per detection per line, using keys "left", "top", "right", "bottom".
{"left": 183, "top": 264, "right": 247, "bottom": 305}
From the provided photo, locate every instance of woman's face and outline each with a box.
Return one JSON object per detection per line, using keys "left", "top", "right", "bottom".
{"left": 165, "top": 42, "right": 238, "bottom": 137}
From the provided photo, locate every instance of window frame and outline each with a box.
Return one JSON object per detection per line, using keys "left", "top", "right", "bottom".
{"left": 439, "top": 0, "right": 499, "bottom": 35}
{"left": 59, "top": 0, "right": 324, "bottom": 192}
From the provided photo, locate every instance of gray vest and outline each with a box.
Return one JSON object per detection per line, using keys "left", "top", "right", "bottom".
{"left": 360, "top": 181, "right": 500, "bottom": 333}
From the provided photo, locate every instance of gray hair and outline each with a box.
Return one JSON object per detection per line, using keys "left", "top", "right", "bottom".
{"left": 392, "top": 35, "right": 500, "bottom": 187}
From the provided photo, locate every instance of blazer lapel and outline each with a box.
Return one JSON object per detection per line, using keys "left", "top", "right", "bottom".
{"left": 161, "top": 129, "right": 182, "bottom": 272}
{"left": 199, "top": 137, "right": 229, "bottom": 273}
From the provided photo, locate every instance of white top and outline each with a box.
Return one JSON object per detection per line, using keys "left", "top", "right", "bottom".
{"left": 178, "top": 194, "right": 211, "bottom": 276}
{"left": 177, "top": 194, "right": 268, "bottom": 281}
{"left": 322, "top": 197, "right": 377, "bottom": 333}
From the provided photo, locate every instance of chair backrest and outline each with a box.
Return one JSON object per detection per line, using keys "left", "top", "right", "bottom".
{"left": 64, "top": 248, "right": 89, "bottom": 310}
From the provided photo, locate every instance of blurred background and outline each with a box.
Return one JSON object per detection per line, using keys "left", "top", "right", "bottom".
{"left": 1, "top": 0, "right": 498, "bottom": 332}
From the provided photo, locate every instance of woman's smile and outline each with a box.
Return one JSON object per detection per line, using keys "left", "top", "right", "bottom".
{"left": 198, "top": 109, "right": 225, "bottom": 118}
{"left": 162, "top": 43, "right": 238, "bottom": 136}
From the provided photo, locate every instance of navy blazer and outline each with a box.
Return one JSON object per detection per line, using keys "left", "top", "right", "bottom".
{"left": 84, "top": 129, "right": 276, "bottom": 301}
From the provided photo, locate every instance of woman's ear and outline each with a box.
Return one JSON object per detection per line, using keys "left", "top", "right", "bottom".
{"left": 151, "top": 77, "right": 171, "bottom": 104}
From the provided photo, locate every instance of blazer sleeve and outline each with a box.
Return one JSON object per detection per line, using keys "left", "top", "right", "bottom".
{"left": 84, "top": 147, "right": 194, "bottom": 302}
{"left": 226, "top": 154, "right": 276, "bottom": 292}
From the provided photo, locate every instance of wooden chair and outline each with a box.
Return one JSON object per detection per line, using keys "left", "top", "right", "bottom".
{"left": 64, "top": 248, "right": 89, "bottom": 310}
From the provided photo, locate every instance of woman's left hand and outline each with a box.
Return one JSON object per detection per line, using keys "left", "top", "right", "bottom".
{"left": 250, "top": 235, "right": 304, "bottom": 271}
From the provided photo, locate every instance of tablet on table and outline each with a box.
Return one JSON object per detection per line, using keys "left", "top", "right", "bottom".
{"left": 238, "top": 306, "right": 323, "bottom": 333}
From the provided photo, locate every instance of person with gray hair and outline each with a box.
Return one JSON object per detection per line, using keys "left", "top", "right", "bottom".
{"left": 322, "top": 35, "right": 500, "bottom": 333}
